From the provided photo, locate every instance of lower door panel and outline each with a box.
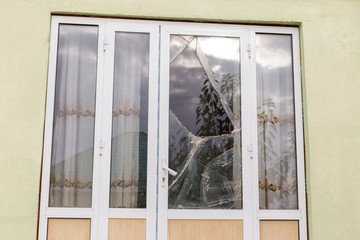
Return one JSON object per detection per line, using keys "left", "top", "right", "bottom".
{"left": 168, "top": 220, "right": 243, "bottom": 240}
{"left": 108, "top": 219, "right": 146, "bottom": 240}
{"left": 47, "top": 219, "right": 91, "bottom": 240}
{"left": 260, "top": 221, "right": 299, "bottom": 240}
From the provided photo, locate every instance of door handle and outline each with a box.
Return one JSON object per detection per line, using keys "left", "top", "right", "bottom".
{"left": 162, "top": 165, "right": 177, "bottom": 176}
{"left": 161, "top": 157, "right": 177, "bottom": 187}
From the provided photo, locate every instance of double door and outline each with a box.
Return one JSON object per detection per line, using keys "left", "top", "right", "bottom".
{"left": 39, "top": 17, "right": 306, "bottom": 240}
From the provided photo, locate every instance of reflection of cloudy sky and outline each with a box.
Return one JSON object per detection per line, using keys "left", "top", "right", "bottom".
{"left": 256, "top": 34, "right": 295, "bottom": 121}
{"left": 197, "top": 37, "right": 240, "bottom": 61}
{"left": 256, "top": 34, "right": 292, "bottom": 69}
{"left": 169, "top": 35, "right": 240, "bottom": 134}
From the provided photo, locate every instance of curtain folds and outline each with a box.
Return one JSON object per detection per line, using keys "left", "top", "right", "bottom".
{"left": 49, "top": 25, "right": 98, "bottom": 208}
{"left": 256, "top": 34, "right": 298, "bottom": 209}
{"left": 110, "top": 32, "right": 149, "bottom": 208}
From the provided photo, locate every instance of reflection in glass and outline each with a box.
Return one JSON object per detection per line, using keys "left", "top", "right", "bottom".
{"left": 169, "top": 35, "right": 242, "bottom": 209}
{"left": 49, "top": 25, "right": 98, "bottom": 207}
{"left": 256, "top": 34, "right": 298, "bottom": 209}
{"left": 110, "top": 32, "right": 149, "bottom": 208}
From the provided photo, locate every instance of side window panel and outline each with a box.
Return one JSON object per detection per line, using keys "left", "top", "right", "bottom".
{"left": 49, "top": 24, "right": 98, "bottom": 208}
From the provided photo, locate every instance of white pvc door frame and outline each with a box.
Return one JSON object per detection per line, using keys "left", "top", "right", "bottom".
{"left": 38, "top": 17, "right": 159, "bottom": 240}
{"left": 39, "top": 16, "right": 307, "bottom": 240}
{"left": 157, "top": 23, "right": 253, "bottom": 240}
{"left": 99, "top": 21, "right": 159, "bottom": 240}
{"left": 157, "top": 22, "right": 307, "bottom": 240}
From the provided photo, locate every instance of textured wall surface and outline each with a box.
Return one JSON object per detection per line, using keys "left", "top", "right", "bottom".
{"left": 0, "top": 0, "right": 359, "bottom": 239}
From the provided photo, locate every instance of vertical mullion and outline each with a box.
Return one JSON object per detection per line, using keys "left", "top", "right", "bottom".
{"left": 249, "top": 30, "right": 261, "bottom": 240}
{"left": 146, "top": 25, "right": 160, "bottom": 240}
{"left": 158, "top": 26, "right": 170, "bottom": 240}
{"left": 242, "top": 31, "right": 258, "bottom": 240}
{"left": 96, "top": 23, "right": 115, "bottom": 240}
{"left": 91, "top": 22, "right": 107, "bottom": 240}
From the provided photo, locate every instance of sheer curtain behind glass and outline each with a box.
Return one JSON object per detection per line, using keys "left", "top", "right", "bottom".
{"left": 49, "top": 25, "right": 98, "bottom": 207}
{"left": 256, "top": 34, "right": 298, "bottom": 209}
{"left": 110, "top": 32, "right": 149, "bottom": 208}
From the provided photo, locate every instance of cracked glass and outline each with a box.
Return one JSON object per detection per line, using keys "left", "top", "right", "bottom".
{"left": 168, "top": 35, "right": 242, "bottom": 209}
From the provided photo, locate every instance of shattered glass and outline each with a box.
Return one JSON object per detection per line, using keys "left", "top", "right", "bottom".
{"left": 168, "top": 35, "right": 242, "bottom": 209}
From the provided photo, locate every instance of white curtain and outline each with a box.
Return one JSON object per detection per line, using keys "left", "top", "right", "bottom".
{"left": 109, "top": 32, "right": 149, "bottom": 208}
{"left": 256, "top": 34, "right": 298, "bottom": 209}
{"left": 49, "top": 25, "right": 98, "bottom": 207}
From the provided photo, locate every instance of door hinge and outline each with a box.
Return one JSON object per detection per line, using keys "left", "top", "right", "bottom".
{"left": 103, "top": 38, "right": 109, "bottom": 52}
{"left": 246, "top": 44, "right": 251, "bottom": 58}
{"left": 247, "top": 144, "right": 254, "bottom": 159}
{"left": 99, "top": 140, "right": 105, "bottom": 156}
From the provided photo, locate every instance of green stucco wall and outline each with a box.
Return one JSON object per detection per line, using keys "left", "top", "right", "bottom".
{"left": 0, "top": 0, "right": 359, "bottom": 239}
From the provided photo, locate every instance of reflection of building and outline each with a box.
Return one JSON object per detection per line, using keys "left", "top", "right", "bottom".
{"left": 109, "top": 131, "right": 148, "bottom": 208}
{"left": 138, "top": 132, "right": 148, "bottom": 207}
{"left": 49, "top": 131, "right": 148, "bottom": 208}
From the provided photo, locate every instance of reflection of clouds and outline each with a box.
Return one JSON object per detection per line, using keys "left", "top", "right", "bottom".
{"left": 198, "top": 37, "right": 240, "bottom": 61}
{"left": 170, "top": 35, "right": 195, "bottom": 62}
{"left": 171, "top": 40, "right": 198, "bottom": 66}
{"left": 170, "top": 65, "right": 207, "bottom": 133}
{"left": 58, "top": 25, "right": 98, "bottom": 61}
{"left": 256, "top": 34, "right": 292, "bottom": 69}
{"left": 170, "top": 35, "right": 240, "bottom": 134}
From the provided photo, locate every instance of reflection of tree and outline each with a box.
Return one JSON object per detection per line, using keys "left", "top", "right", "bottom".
{"left": 168, "top": 73, "right": 242, "bottom": 209}
{"left": 258, "top": 97, "right": 297, "bottom": 209}
{"left": 195, "top": 73, "right": 239, "bottom": 136}
{"left": 168, "top": 128, "right": 189, "bottom": 175}
{"left": 220, "top": 73, "right": 238, "bottom": 110}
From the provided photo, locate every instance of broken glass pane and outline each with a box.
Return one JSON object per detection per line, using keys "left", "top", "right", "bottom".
{"left": 169, "top": 35, "right": 242, "bottom": 209}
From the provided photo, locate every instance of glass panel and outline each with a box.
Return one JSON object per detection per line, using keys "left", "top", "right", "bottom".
{"left": 47, "top": 219, "right": 91, "bottom": 240}
{"left": 168, "top": 35, "right": 242, "bottom": 209}
{"left": 49, "top": 24, "right": 98, "bottom": 207}
{"left": 260, "top": 220, "right": 299, "bottom": 240}
{"left": 110, "top": 32, "right": 149, "bottom": 208}
{"left": 256, "top": 34, "right": 298, "bottom": 209}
